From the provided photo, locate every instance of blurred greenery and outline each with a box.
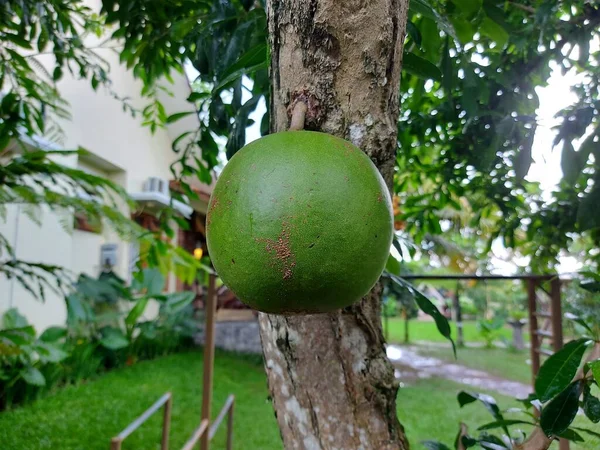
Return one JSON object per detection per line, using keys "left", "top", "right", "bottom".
{"left": 384, "top": 318, "right": 514, "bottom": 345}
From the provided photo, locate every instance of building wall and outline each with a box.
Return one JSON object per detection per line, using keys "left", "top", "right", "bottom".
{"left": 0, "top": 14, "right": 199, "bottom": 332}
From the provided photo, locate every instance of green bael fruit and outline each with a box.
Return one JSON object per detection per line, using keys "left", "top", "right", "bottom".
{"left": 206, "top": 131, "right": 393, "bottom": 314}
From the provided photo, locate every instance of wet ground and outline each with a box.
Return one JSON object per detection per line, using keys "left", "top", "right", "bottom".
{"left": 386, "top": 344, "right": 531, "bottom": 398}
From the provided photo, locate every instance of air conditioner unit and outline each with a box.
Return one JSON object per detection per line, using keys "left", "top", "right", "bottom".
{"left": 143, "top": 177, "right": 169, "bottom": 196}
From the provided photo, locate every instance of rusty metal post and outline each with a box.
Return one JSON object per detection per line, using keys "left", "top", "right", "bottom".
{"left": 550, "top": 277, "right": 563, "bottom": 351}
{"left": 161, "top": 392, "right": 172, "bottom": 450}
{"left": 550, "top": 277, "right": 569, "bottom": 450}
{"left": 453, "top": 281, "right": 464, "bottom": 347}
{"left": 527, "top": 278, "right": 540, "bottom": 388}
{"left": 201, "top": 274, "right": 217, "bottom": 450}
{"left": 226, "top": 399, "right": 234, "bottom": 450}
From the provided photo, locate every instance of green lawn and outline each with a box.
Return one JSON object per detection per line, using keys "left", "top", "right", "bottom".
{"left": 0, "top": 351, "right": 597, "bottom": 450}
{"left": 0, "top": 351, "right": 281, "bottom": 450}
{"left": 417, "top": 344, "right": 534, "bottom": 385}
{"left": 383, "top": 318, "right": 515, "bottom": 344}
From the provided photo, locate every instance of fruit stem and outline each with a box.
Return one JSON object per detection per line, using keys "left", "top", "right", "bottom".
{"left": 289, "top": 101, "right": 308, "bottom": 131}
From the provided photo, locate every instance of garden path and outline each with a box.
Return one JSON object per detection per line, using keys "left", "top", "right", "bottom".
{"left": 387, "top": 344, "right": 531, "bottom": 398}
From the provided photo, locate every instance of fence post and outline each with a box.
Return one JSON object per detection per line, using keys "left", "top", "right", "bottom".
{"left": 161, "top": 392, "right": 172, "bottom": 450}
{"left": 201, "top": 274, "right": 217, "bottom": 450}
{"left": 526, "top": 278, "right": 540, "bottom": 388}
{"left": 226, "top": 399, "right": 234, "bottom": 450}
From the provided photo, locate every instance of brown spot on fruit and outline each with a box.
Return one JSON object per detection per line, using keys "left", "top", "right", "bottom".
{"left": 255, "top": 221, "right": 296, "bottom": 281}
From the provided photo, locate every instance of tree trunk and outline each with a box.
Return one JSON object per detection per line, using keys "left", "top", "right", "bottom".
{"left": 403, "top": 311, "right": 409, "bottom": 344}
{"left": 259, "top": 1, "right": 410, "bottom": 449}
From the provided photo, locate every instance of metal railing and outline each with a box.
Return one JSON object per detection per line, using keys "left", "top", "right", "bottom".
{"left": 181, "top": 395, "right": 235, "bottom": 450}
{"left": 110, "top": 392, "right": 173, "bottom": 450}
{"left": 110, "top": 274, "right": 235, "bottom": 450}
{"left": 109, "top": 391, "right": 235, "bottom": 450}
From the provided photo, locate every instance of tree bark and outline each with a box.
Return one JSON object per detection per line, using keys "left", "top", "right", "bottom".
{"left": 259, "top": 1, "right": 410, "bottom": 449}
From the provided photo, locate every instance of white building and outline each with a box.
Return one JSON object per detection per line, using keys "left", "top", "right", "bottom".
{"left": 0, "top": 33, "right": 210, "bottom": 332}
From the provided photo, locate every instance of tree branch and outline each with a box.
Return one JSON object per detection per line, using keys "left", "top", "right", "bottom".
{"left": 508, "top": 2, "right": 536, "bottom": 14}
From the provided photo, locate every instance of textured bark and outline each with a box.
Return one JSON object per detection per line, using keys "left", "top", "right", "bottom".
{"left": 259, "top": 1, "right": 410, "bottom": 449}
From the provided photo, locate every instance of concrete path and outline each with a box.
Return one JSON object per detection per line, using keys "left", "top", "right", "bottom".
{"left": 386, "top": 344, "right": 532, "bottom": 399}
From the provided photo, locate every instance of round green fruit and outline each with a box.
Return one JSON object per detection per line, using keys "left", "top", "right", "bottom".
{"left": 206, "top": 131, "right": 393, "bottom": 314}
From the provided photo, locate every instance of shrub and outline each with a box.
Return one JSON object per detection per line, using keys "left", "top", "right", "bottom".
{"left": 0, "top": 269, "right": 199, "bottom": 410}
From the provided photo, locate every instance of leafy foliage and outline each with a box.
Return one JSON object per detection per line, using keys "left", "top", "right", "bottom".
{"left": 428, "top": 314, "right": 600, "bottom": 448}
{"left": 0, "top": 270, "right": 197, "bottom": 410}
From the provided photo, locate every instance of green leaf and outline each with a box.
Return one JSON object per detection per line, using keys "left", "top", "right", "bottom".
{"left": 457, "top": 391, "right": 504, "bottom": 423}
{"left": 4, "top": 33, "right": 33, "bottom": 49}
{"left": 420, "top": 18, "right": 441, "bottom": 63}
{"left": 37, "top": 29, "right": 49, "bottom": 52}
{"left": 20, "top": 366, "right": 46, "bottom": 386}
{"left": 479, "top": 17, "right": 508, "bottom": 48}
{"left": 406, "top": 21, "right": 422, "bottom": 48}
{"left": 591, "top": 360, "right": 600, "bottom": 386}
{"left": 387, "top": 273, "right": 456, "bottom": 355}
{"left": 449, "top": 16, "right": 474, "bottom": 44}
{"left": 572, "top": 426, "right": 600, "bottom": 440}
{"left": 564, "top": 313, "right": 594, "bottom": 337}
{"left": 478, "top": 433, "right": 509, "bottom": 449}
{"left": 2, "top": 308, "right": 29, "bottom": 329}
{"left": 133, "top": 268, "right": 165, "bottom": 296}
{"left": 582, "top": 384, "right": 600, "bottom": 423}
{"left": 160, "top": 291, "right": 195, "bottom": 314}
{"left": 166, "top": 111, "right": 195, "bottom": 123}
{"left": 558, "top": 428, "right": 585, "bottom": 443}
{"left": 477, "top": 419, "right": 535, "bottom": 431}
{"left": 125, "top": 297, "right": 149, "bottom": 328}
{"left": 540, "top": 381, "right": 583, "bottom": 437}
{"left": 172, "top": 131, "right": 193, "bottom": 152}
{"left": 0, "top": 327, "right": 36, "bottom": 346}
{"left": 421, "top": 441, "right": 451, "bottom": 450}
{"left": 403, "top": 52, "right": 442, "bottom": 81}
{"left": 386, "top": 254, "right": 401, "bottom": 275}
{"left": 53, "top": 66, "right": 63, "bottom": 81}
{"left": 39, "top": 326, "right": 67, "bottom": 343}
{"left": 35, "top": 342, "right": 69, "bottom": 363}
{"left": 188, "top": 92, "right": 210, "bottom": 102}
{"left": 99, "top": 327, "right": 129, "bottom": 350}
{"left": 535, "top": 338, "right": 591, "bottom": 402}
{"left": 409, "top": 0, "right": 437, "bottom": 20}
{"left": 451, "top": 0, "right": 482, "bottom": 16}
{"left": 441, "top": 37, "right": 453, "bottom": 94}
{"left": 561, "top": 140, "right": 579, "bottom": 185}
{"left": 577, "top": 186, "right": 600, "bottom": 231}
{"left": 213, "top": 44, "right": 267, "bottom": 93}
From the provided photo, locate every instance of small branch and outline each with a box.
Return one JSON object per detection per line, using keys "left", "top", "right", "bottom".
{"left": 514, "top": 427, "right": 552, "bottom": 450}
{"left": 456, "top": 423, "right": 469, "bottom": 450}
{"left": 508, "top": 1, "right": 536, "bottom": 14}
{"left": 289, "top": 101, "right": 308, "bottom": 131}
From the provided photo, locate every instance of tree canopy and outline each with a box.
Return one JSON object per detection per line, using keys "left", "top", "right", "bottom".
{"left": 2, "top": 0, "right": 600, "bottom": 298}
{"left": 100, "top": 0, "right": 600, "bottom": 272}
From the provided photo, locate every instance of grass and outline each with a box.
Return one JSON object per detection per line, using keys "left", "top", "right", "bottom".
{"left": 416, "top": 344, "right": 534, "bottom": 385}
{"left": 0, "top": 351, "right": 597, "bottom": 450}
{"left": 0, "top": 350, "right": 281, "bottom": 450}
{"left": 383, "top": 317, "right": 514, "bottom": 344}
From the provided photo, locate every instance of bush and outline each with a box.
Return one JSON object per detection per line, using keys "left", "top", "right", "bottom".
{"left": 476, "top": 316, "right": 506, "bottom": 349}
{"left": 0, "top": 269, "right": 200, "bottom": 410}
